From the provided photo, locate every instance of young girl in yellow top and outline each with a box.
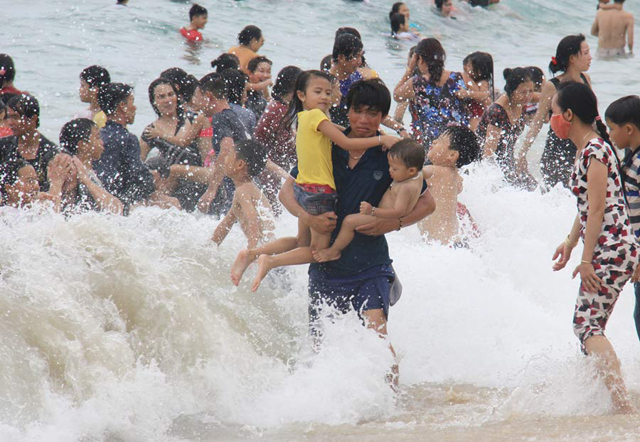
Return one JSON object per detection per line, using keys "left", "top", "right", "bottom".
{"left": 231, "top": 70, "right": 399, "bottom": 290}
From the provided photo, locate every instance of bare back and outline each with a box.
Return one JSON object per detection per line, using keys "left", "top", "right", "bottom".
{"left": 594, "top": 9, "right": 633, "bottom": 51}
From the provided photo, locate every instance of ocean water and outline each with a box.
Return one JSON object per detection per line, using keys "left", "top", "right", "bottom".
{"left": 3, "top": 0, "right": 640, "bottom": 441}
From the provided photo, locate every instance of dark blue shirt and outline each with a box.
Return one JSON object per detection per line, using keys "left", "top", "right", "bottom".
{"left": 95, "top": 121, "right": 155, "bottom": 209}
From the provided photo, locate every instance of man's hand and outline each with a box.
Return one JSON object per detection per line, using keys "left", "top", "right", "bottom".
{"left": 306, "top": 211, "right": 337, "bottom": 234}
{"left": 356, "top": 217, "right": 400, "bottom": 236}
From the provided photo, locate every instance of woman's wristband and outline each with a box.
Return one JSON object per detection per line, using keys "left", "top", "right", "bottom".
{"left": 564, "top": 235, "right": 578, "bottom": 248}
{"left": 581, "top": 260, "right": 592, "bottom": 265}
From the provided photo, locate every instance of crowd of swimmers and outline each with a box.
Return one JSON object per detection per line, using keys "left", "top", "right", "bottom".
{"left": 1, "top": 0, "right": 639, "bottom": 412}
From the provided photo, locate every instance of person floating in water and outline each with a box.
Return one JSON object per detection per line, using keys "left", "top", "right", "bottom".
{"left": 390, "top": 13, "right": 421, "bottom": 41}
{"left": 591, "top": 0, "right": 634, "bottom": 58}
{"left": 180, "top": 4, "right": 208, "bottom": 43}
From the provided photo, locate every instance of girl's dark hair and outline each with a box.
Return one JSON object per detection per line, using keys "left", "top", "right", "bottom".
{"left": 159, "top": 67, "right": 195, "bottom": 103}
{"left": 557, "top": 81, "right": 610, "bottom": 145}
{"left": 247, "top": 56, "right": 272, "bottom": 74}
{"left": 389, "top": 2, "right": 405, "bottom": 20}
{"left": 463, "top": 51, "right": 494, "bottom": 100}
{"left": 272, "top": 66, "right": 303, "bottom": 103}
{"left": 238, "top": 25, "right": 262, "bottom": 46}
{"left": 605, "top": 95, "right": 640, "bottom": 130}
{"left": 220, "top": 69, "right": 248, "bottom": 105}
{"left": 442, "top": 125, "right": 482, "bottom": 168}
{"left": 549, "top": 34, "right": 586, "bottom": 74}
{"left": 7, "top": 94, "right": 39, "bottom": 127}
{"left": 280, "top": 70, "right": 333, "bottom": 134}
{"left": 80, "top": 65, "right": 111, "bottom": 90}
{"left": 390, "top": 13, "right": 406, "bottom": 35}
{"left": 148, "top": 78, "right": 184, "bottom": 126}
{"left": 59, "top": 118, "right": 96, "bottom": 155}
{"left": 335, "top": 27, "right": 362, "bottom": 41}
{"left": 332, "top": 33, "right": 363, "bottom": 62}
{"left": 435, "top": 0, "right": 445, "bottom": 9}
{"left": 210, "top": 53, "right": 240, "bottom": 73}
{"left": 503, "top": 67, "right": 532, "bottom": 97}
{"left": 526, "top": 66, "right": 545, "bottom": 90}
{"left": 415, "top": 38, "right": 446, "bottom": 84}
{"left": 0, "top": 54, "right": 16, "bottom": 86}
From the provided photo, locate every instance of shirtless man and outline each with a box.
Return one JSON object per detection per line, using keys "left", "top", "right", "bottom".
{"left": 592, "top": 0, "right": 634, "bottom": 57}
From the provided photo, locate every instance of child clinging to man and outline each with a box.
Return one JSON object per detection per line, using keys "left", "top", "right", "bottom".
{"left": 211, "top": 140, "right": 275, "bottom": 249}
{"left": 230, "top": 71, "right": 399, "bottom": 290}
{"left": 312, "top": 139, "right": 424, "bottom": 262}
{"left": 180, "top": 4, "right": 208, "bottom": 43}
{"left": 417, "top": 125, "right": 482, "bottom": 244}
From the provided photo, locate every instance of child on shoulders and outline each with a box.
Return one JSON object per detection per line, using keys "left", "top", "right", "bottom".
{"left": 212, "top": 140, "right": 275, "bottom": 249}
{"left": 180, "top": 4, "right": 207, "bottom": 43}
{"left": 313, "top": 139, "right": 424, "bottom": 262}
{"left": 418, "top": 125, "right": 482, "bottom": 244}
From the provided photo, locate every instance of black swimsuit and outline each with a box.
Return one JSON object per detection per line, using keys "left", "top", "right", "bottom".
{"left": 540, "top": 74, "right": 589, "bottom": 188}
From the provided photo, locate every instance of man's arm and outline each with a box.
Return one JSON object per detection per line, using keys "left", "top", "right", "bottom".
{"left": 357, "top": 187, "right": 436, "bottom": 236}
{"left": 591, "top": 16, "right": 600, "bottom": 36}
{"left": 197, "top": 136, "right": 234, "bottom": 213}
{"left": 278, "top": 175, "right": 337, "bottom": 234}
{"left": 628, "top": 14, "right": 634, "bottom": 53}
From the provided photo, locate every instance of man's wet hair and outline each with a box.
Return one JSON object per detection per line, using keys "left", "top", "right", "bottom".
{"left": 346, "top": 78, "right": 391, "bottom": 118}
{"left": 59, "top": 118, "right": 96, "bottom": 156}
{"left": 211, "top": 53, "right": 240, "bottom": 73}
{"left": 189, "top": 4, "right": 207, "bottom": 21}
{"left": 247, "top": 56, "right": 272, "bottom": 74}
{"left": 390, "top": 13, "right": 406, "bottom": 35}
{"left": 200, "top": 73, "right": 227, "bottom": 100}
{"left": 220, "top": 69, "right": 248, "bottom": 105}
{"left": 388, "top": 139, "right": 425, "bottom": 170}
{"left": 605, "top": 95, "right": 640, "bottom": 130}
{"left": 332, "top": 33, "right": 363, "bottom": 62}
{"left": 80, "top": 65, "right": 111, "bottom": 90}
{"left": 238, "top": 25, "right": 262, "bottom": 46}
{"left": 98, "top": 83, "right": 133, "bottom": 116}
{"left": 441, "top": 125, "right": 482, "bottom": 168}
{"left": 234, "top": 140, "right": 267, "bottom": 178}
{"left": 7, "top": 94, "right": 40, "bottom": 127}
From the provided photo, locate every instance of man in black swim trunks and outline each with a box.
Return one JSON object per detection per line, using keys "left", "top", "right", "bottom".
{"left": 279, "top": 79, "right": 436, "bottom": 384}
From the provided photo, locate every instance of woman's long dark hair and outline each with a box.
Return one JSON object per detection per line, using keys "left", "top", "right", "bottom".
{"left": 272, "top": 66, "right": 302, "bottom": 103}
{"left": 549, "top": 34, "right": 586, "bottom": 75}
{"left": 556, "top": 81, "right": 610, "bottom": 146}
{"left": 148, "top": 78, "right": 185, "bottom": 128}
{"left": 278, "top": 70, "right": 333, "bottom": 135}
{"left": 415, "top": 38, "right": 446, "bottom": 85}
{"left": 464, "top": 51, "right": 494, "bottom": 101}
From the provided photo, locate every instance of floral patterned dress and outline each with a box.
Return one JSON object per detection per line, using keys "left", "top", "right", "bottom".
{"left": 409, "top": 72, "right": 468, "bottom": 150}
{"left": 570, "top": 138, "right": 638, "bottom": 346}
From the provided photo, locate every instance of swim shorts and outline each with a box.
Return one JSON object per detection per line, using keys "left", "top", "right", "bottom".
{"left": 294, "top": 182, "right": 337, "bottom": 216}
